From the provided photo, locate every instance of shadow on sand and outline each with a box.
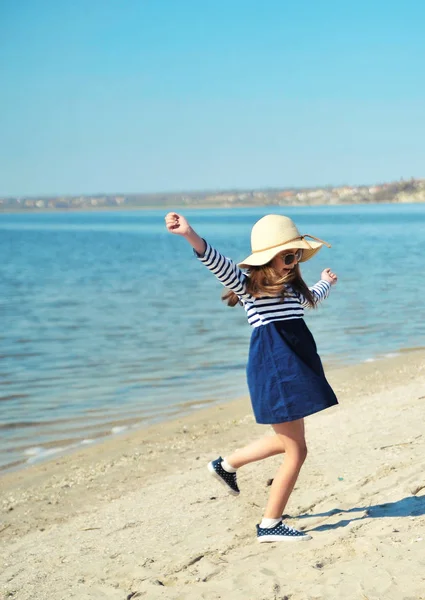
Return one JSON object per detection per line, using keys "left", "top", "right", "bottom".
{"left": 294, "top": 495, "right": 425, "bottom": 532}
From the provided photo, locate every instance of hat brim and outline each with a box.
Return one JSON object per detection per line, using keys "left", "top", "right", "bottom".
{"left": 237, "top": 240, "right": 323, "bottom": 268}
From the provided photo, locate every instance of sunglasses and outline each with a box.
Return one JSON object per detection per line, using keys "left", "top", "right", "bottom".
{"left": 281, "top": 249, "right": 303, "bottom": 265}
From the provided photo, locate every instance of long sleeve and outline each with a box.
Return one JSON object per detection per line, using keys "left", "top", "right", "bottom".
{"left": 299, "top": 280, "right": 331, "bottom": 308}
{"left": 195, "top": 241, "right": 249, "bottom": 299}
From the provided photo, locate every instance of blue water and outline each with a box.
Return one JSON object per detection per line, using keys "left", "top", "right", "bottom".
{"left": 1, "top": 204, "right": 425, "bottom": 471}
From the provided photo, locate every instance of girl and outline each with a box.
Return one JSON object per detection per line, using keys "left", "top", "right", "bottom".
{"left": 164, "top": 211, "right": 338, "bottom": 543}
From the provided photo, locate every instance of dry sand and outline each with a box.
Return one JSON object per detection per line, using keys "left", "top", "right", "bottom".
{"left": 1, "top": 350, "right": 425, "bottom": 600}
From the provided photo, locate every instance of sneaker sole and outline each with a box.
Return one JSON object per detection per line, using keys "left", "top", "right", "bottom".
{"left": 207, "top": 462, "right": 240, "bottom": 496}
{"left": 258, "top": 533, "right": 312, "bottom": 543}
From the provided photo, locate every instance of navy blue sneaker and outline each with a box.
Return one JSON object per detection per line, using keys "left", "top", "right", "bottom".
{"left": 257, "top": 521, "right": 312, "bottom": 543}
{"left": 207, "top": 456, "right": 240, "bottom": 496}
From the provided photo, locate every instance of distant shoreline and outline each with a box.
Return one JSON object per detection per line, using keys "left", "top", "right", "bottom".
{"left": 1, "top": 198, "right": 425, "bottom": 215}
{"left": 2, "top": 178, "right": 425, "bottom": 213}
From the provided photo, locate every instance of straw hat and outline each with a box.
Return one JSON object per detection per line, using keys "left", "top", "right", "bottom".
{"left": 238, "top": 214, "right": 331, "bottom": 268}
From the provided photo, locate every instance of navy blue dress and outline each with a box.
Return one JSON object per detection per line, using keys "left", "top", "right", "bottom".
{"left": 247, "top": 319, "right": 338, "bottom": 423}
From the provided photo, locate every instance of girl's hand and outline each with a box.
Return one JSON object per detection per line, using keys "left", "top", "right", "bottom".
{"left": 164, "top": 212, "right": 191, "bottom": 236}
{"left": 164, "top": 212, "right": 206, "bottom": 254}
{"left": 321, "top": 268, "right": 338, "bottom": 285}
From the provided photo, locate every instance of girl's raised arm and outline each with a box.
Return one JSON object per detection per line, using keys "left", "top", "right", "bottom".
{"left": 164, "top": 212, "right": 248, "bottom": 299}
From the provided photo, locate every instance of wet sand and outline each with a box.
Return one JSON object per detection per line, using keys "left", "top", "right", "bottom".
{"left": 1, "top": 350, "right": 425, "bottom": 599}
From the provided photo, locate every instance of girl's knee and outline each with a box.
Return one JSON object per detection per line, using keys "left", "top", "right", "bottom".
{"left": 288, "top": 443, "right": 308, "bottom": 465}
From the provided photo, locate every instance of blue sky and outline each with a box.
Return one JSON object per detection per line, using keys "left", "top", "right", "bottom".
{"left": 1, "top": 0, "right": 424, "bottom": 196}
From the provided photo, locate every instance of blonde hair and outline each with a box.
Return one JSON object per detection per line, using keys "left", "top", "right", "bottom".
{"left": 222, "top": 263, "right": 315, "bottom": 308}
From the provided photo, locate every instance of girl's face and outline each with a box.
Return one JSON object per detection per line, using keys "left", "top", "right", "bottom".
{"left": 271, "top": 248, "right": 303, "bottom": 276}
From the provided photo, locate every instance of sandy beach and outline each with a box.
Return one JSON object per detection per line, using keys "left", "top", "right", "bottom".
{"left": 1, "top": 350, "right": 425, "bottom": 600}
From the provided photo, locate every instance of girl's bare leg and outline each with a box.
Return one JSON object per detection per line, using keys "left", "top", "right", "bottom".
{"left": 226, "top": 419, "right": 304, "bottom": 469}
{"left": 222, "top": 419, "right": 306, "bottom": 518}
{"left": 226, "top": 432, "right": 287, "bottom": 469}
{"left": 263, "top": 419, "right": 307, "bottom": 518}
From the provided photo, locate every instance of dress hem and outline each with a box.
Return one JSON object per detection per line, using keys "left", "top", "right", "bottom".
{"left": 253, "top": 400, "right": 338, "bottom": 425}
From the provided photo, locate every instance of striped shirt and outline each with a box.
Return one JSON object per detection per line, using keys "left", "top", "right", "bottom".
{"left": 197, "top": 241, "right": 331, "bottom": 328}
